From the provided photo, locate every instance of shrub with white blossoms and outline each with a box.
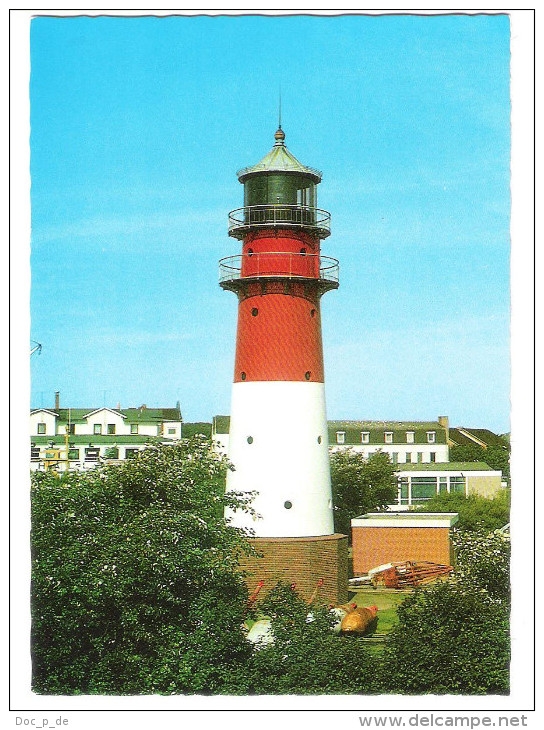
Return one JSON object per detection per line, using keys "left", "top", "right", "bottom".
{"left": 452, "top": 527, "right": 510, "bottom": 603}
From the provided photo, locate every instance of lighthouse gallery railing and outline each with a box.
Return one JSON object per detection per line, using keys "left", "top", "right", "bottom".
{"left": 219, "top": 252, "right": 339, "bottom": 285}
{"left": 228, "top": 205, "right": 331, "bottom": 239}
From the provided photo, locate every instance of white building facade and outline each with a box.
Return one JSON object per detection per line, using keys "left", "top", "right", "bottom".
{"left": 30, "top": 400, "right": 182, "bottom": 472}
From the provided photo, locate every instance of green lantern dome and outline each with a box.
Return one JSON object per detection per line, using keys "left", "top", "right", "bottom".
{"left": 227, "top": 127, "right": 331, "bottom": 241}
{"left": 237, "top": 127, "right": 322, "bottom": 183}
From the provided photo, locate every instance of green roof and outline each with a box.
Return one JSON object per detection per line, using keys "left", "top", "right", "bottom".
{"left": 329, "top": 420, "right": 442, "bottom": 430}
{"left": 237, "top": 128, "right": 322, "bottom": 182}
{"left": 31, "top": 435, "right": 162, "bottom": 446}
{"left": 396, "top": 462, "right": 496, "bottom": 472}
{"left": 211, "top": 416, "right": 447, "bottom": 444}
{"left": 31, "top": 406, "right": 182, "bottom": 425}
{"left": 449, "top": 428, "right": 509, "bottom": 449}
{"left": 328, "top": 420, "right": 447, "bottom": 445}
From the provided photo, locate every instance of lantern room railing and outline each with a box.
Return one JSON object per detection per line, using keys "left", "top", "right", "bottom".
{"left": 228, "top": 205, "right": 331, "bottom": 239}
{"left": 219, "top": 252, "right": 339, "bottom": 292}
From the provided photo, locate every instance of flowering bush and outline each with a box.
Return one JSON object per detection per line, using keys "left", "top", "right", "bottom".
{"left": 452, "top": 528, "right": 510, "bottom": 603}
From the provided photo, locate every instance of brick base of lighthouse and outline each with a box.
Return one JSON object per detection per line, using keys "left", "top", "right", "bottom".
{"left": 238, "top": 534, "right": 349, "bottom": 605}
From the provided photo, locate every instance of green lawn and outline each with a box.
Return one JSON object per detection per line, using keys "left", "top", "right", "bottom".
{"left": 348, "top": 588, "right": 409, "bottom": 635}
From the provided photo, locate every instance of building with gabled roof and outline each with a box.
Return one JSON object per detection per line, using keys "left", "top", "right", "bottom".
{"left": 448, "top": 427, "right": 509, "bottom": 450}
{"left": 30, "top": 393, "right": 182, "bottom": 472}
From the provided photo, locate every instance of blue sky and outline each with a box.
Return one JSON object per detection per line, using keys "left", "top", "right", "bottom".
{"left": 29, "top": 14, "right": 511, "bottom": 431}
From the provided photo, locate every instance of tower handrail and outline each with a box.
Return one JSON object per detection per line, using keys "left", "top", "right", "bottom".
{"left": 228, "top": 204, "right": 331, "bottom": 238}
{"left": 219, "top": 252, "right": 339, "bottom": 285}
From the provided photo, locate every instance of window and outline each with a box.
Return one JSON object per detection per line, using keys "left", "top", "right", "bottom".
{"left": 417, "top": 452, "right": 423, "bottom": 463}
{"left": 130, "top": 423, "right": 138, "bottom": 434}
{"left": 384, "top": 432, "right": 393, "bottom": 444}
{"left": 429, "top": 452, "right": 436, "bottom": 463}
{"left": 167, "top": 428, "right": 176, "bottom": 435}
{"left": 411, "top": 477, "right": 438, "bottom": 504}
{"left": 406, "top": 431, "right": 415, "bottom": 443}
{"left": 107, "top": 423, "right": 116, "bottom": 435}
{"left": 68, "top": 448, "right": 79, "bottom": 461}
{"left": 125, "top": 448, "right": 139, "bottom": 459}
{"left": 94, "top": 424, "right": 102, "bottom": 435}
{"left": 37, "top": 423, "right": 46, "bottom": 434}
{"left": 439, "top": 476, "right": 448, "bottom": 494}
{"left": 66, "top": 423, "right": 76, "bottom": 435}
{"left": 85, "top": 447, "right": 100, "bottom": 461}
{"left": 399, "top": 477, "right": 409, "bottom": 505}
{"left": 427, "top": 431, "right": 436, "bottom": 443}
{"left": 361, "top": 431, "right": 370, "bottom": 444}
{"left": 336, "top": 431, "right": 345, "bottom": 444}
{"left": 31, "top": 446, "right": 40, "bottom": 461}
{"left": 449, "top": 476, "right": 466, "bottom": 494}
{"left": 405, "top": 452, "right": 412, "bottom": 463}
{"left": 103, "top": 447, "right": 119, "bottom": 459}
{"left": 391, "top": 452, "right": 398, "bottom": 464}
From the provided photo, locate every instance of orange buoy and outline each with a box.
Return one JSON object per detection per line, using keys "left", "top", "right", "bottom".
{"left": 340, "top": 605, "right": 379, "bottom": 635}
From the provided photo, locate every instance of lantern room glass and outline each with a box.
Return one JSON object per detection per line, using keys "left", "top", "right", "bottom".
{"left": 244, "top": 173, "right": 316, "bottom": 208}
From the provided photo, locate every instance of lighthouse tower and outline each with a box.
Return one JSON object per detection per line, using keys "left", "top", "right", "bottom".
{"left": 219, "top": 126, "right": 348, "bottom": 604}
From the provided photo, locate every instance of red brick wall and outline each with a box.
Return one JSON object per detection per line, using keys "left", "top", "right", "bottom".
{"left": 238, "top": 534, "right": 348, "bottom": 605}
{"left": 352, "top": 526, "right": 453, "bottom": 575}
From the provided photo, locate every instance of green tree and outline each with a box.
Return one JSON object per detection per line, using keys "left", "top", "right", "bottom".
{"left": 379, "top": 528, "right": 510, "bottom": 694}
{"left": 31, "top": 438, "right": 256, "bottom": 695}
{"left": 379, "top": 581, "right": 510, "bottom": 695}
{"left": 450, "top": 444, "right": 510, "bottom": 478}
{"left": 413, "top": 491, "right": 510, "bottom": 532}
{"left": 181, "top": 422, "right": 212, "bottom": 439}
{"left": 330, "top": 450, "right": 397, "bottom": 538}
{"left": 233, "top": 584, "right": 380, "bottom": 695}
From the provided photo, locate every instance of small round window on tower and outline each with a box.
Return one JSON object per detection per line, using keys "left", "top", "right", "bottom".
{"left": 305, "top": 371, "right": 311, "bottom": 380}
{"left": 247, "top": 248, "right": 254, "bottom": 257}
{"left": 251, "top": 307, "right": 259, "bottom": 317}
{"left": 284, "top": 501, "right": 293, "bottom": 510}
{"left": 310, "top": 309, "right": 316, "bottom": 318}
{"left": 317, "top": 435, "right": 322, "bottom": 444}
{"left": 241, "top": 372, "right": 247, "bottom": 381}
{"left": 247, "top": 436, "right": 254, "bottom": 444}
{"left": 300, "top": 248, "right": 307, "bottom": 256}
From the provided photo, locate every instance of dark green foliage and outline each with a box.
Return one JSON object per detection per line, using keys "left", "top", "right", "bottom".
{"left": 330, "top": 450, "right": 397, "bottom": 538}
{"left": 379, "top": 581, "right": 510, "bottom": 695}
{"left": 31, "top": 439, "right": 255, "bottom": 694}
{"left": 379, "top": 528, "right": 510, "bottom": 695}
{"left": 233, "top": 584, "right": 380, "bottom": 695}
{"left": 181, "top": 422, "right": 212, "bottom": 439}
{"left": 31, "top": 438, "right": 510, "bottom": 696}
{"left": 413, "top": 491, "right": 510, "bottom": 532}
{"left": 450, "top": 444, "right": 510, "bottom": 478}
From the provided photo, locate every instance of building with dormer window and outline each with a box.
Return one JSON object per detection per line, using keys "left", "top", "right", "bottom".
{"left": 30, "top": 393, "right": 182, "bottom": 471}
{"left": 211, "top": 413, "right": 505, "bottom": 507}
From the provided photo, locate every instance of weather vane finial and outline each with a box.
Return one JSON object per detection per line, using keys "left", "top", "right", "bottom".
{"left": 274, "top": 86, "right": 285, "bottom": 144}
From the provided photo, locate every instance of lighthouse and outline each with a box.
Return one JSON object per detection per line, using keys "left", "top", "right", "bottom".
{"left": 219, "top": 126, "right": 348, "bottom": 604}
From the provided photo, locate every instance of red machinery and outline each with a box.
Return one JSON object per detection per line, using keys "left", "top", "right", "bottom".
{"left": 369, "top": 561, "right": 453, "bottom": 588}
